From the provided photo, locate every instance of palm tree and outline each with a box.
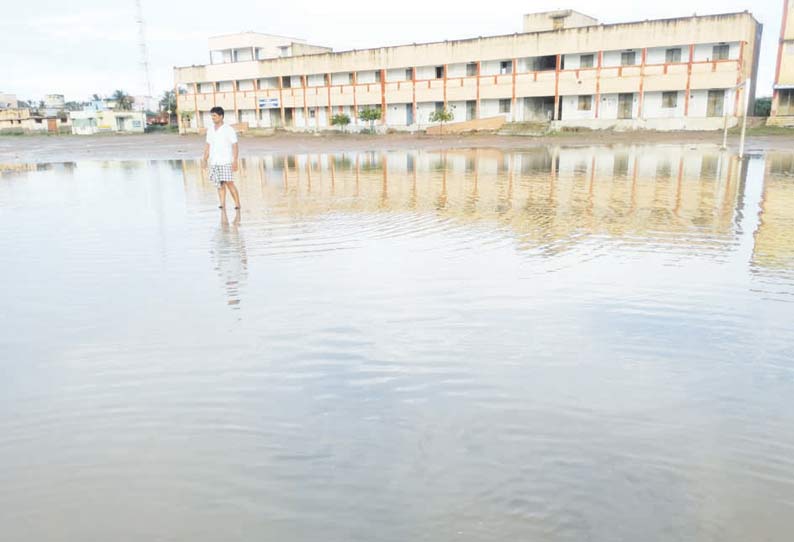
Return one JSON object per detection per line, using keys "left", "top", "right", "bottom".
{"left": 159, "top": 90, "right": 176, "bottom": 114}
{"left": 111, "top": 90, "right": 133, "bottom": 111}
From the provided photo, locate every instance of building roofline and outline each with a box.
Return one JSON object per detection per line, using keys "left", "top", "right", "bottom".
{"left": 522, "top": 9, "right": 597, "bottom": 19}
{"left": 176, "top": 11, "right": 758, "bottom": 71}
{"left": 208, "top": 31, "right": 308, "bottom": 43}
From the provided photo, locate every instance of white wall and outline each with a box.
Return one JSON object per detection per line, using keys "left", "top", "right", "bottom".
{"left": 479, "top": 99, "right": 507, "bottom": 120}
{"left": 386, "top": 103, "right": 410, "bottom": 125}
{"left": 307, "top": 74, "right": 326, "bottom": 87}
{"left": 258, "top": 109, "right": 273, "bottom": 127}
{"left": 331, "top": 72, "right": 352, "bottom": 85}
{"left": 562, "top": 53, "right": 597, "bottom": 70}
{"left": 356, "top": 70, "right": 379, "bottom": 84}
{"left": 445, "top": 101, "right": 466, "bottom": 123}
{"left": 238, "top": 80, "right": 255, "bottom": 91}
{"left": 199, "top": 83, "right": 214, "bottom": 94}
{"left": 289, "top": 75, "right": 302, "bottom": 87}
{"left": 643, "top": 91, "right": 684, "bottom": 118}
{"left": 235, "top": 48, "right": 253, "bottom": 62}
{"left": 446, "top": 63, "right": 467, "bottom": 78}
{"left": 561, "top": 95, "right": 596, "bottom": 120}
{"left": 693, "top": 42, "right": 739, "bottom": 62}
{"left": 387, "top": 68, "right": 410, "bottom": 82}
{"left": 480, "top": 60, "right": 501, "bottom": 76}
{"left": 415, "top": 102, "right": 436, "bottom": 125}
{"left": 239, "top": 109, "right": 256, "bottom": 125}
{"left": 258, "top": 77, "right": 278, "bottom": 89}
{"left": 646, "top": 46, "right": 685, "bottom": 64}
{"left": 687, "top": 89, "right": 735, "bottom": 117}
{"left": 602, "top": 49, "right": 639, "bottom": 67}
{"left": 218, "top": 81, "right": 234, "bottom": 92}
{"left": 598, "top": 94, "right": 618, "bottom": 119}
{"left": 415, "top": 66, "right": 437, "bottom": 80}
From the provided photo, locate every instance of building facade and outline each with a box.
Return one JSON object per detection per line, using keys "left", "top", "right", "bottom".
{"left": 770, "top": 0, "right": 794, "bottom": 124}
{"left": 174, "top": 11, "right": 762, "bottom": 133}
{"left": 70, "top": 109, "right": 145, "bottom": 135}
{"left": 0, "top": 93, "right": 18, "bottom": 110}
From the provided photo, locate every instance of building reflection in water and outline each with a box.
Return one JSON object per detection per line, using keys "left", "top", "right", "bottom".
{"left": 182, "top": 145, "right": 793, "bottom": 273}
{"left": 752, "top": 153, "right": 794, "bottom": 277}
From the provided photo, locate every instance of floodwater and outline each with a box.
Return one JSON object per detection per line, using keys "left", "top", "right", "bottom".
{"left": 1, "top": 145, "right": 793, "bottom": 542}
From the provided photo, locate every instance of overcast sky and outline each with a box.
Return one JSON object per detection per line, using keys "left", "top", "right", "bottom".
{"left": 2, "top": 0, "right": 781, "bottom": 102}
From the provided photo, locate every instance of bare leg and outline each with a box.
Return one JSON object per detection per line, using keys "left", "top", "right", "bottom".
{"left": 217, "top": 182, "right": 227, "bottom": 208}
{"left": 226, "top": 181, "right": 241, "bottom": 209}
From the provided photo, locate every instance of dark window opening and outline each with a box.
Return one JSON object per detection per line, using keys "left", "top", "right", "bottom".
{"left": 665, "top": 48, "right": 682, "bottom": 63}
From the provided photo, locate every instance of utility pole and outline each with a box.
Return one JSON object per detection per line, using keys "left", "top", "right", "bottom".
{"left": 135, "top": 0, "right": 153, "bottom": 108}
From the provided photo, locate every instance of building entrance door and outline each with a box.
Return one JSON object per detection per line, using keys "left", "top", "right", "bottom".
{"left": 618, "top": 93, "right": 633, "bottom": 119}
{"left": 406, "top": 104, "right": 414, "bottom": 125}
{"left": 707, "top": 90, "right": 725, "bottom": 117}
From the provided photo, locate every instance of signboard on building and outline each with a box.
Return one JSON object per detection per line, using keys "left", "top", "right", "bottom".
{"left": 259, "top": 98, "right": 280, "bottom": 109}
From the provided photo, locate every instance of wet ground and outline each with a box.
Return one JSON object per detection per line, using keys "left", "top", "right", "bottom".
{"left": 1, "top": 145, "right": 793, "bottom": 541}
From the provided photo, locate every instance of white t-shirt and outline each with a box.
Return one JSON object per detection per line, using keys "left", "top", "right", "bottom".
{"left": 206, "top": 123, "right": 238, "bottom": 165}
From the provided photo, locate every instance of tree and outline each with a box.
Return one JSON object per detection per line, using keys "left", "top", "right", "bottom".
{"left": 111, "top": 90, "right": 133, "bottom": 111}
{"left": 754, "top": 97, "right": 771, "bottom": 117}
{"left": 159, "top": 90, "right": 176, "bottom": 114}
{"left": 358, "top": 107, "right": 381, "bottom": 132}
{"left": 330, "top": 113, "right": 351, "bottom": 132}
{"left": 429, "top": 107, "right": 455, "bottom": 134}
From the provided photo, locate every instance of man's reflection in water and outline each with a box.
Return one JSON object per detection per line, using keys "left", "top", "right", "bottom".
{"left": 211, "top": 208, "right": 248, "bottom": 309}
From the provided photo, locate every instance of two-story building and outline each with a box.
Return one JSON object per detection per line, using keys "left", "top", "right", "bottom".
{"left": 770, "top": 0, "right": 794, "bottom": 125}
{"left": 174, "top": 10, "right": 762, "bottom": 133}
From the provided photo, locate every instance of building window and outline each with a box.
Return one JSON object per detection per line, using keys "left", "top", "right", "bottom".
{"left": 580, "top": 54, "right": 594, "bottom": 68}
{"left": 466, "top": 62, "right": 477, "bottom": 76}
{"left": 577, "top": 95, "right": 592, "bottom": 111}
{"left": 665, "top": 48, "right": 682, "bottom": 63}
{"left": 281, "top": 77, "right": 291, "bottom": 88}
{"left": 375, "top": 71, "right": 382, "bottom": 83}
{"left": 309, "top": 108, "right": 316, "bottom": 119}
{"left": 713, "top": 44, "right": 729, "bottom": 60}
{"left": 499, "top": 99, "right": 511, "bottom": 113}
{"left": 406, "top": 68, "right": 414, "bottom": 80}
{"left": 434, "top": 102, "right": 444, "bottom": 113}
{"left": 435, "top": 66, "right": 444, "bottom": 79}
{"left": 621, "top": 51, "right": 636, "bottom": 66}
{"left": 500, "top": 60, "right": 513, "bottom": 74}
{"left": 662, "top": 91, "right": 678, "bottom": 108}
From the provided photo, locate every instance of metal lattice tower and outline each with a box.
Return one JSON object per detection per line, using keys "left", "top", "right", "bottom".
{"left": 135, "top": 0, "right": 153, "bottom": 101}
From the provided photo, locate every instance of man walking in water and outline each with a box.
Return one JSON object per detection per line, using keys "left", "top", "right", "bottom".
{"left": 203, "top": 106, "right": 241, "bottom": 209}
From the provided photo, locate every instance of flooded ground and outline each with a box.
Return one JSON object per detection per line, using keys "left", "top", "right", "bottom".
{"left": 1, "top": 145, "right": 793, "bottom": 541}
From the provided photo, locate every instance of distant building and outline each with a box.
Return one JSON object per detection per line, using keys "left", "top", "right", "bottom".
{"left": 0, "top": 108, "right": 70, "bottom": 133}
{"left": 174, "top": 11, "right": 762, "bottom": 133}
{"left": 70, "top": 109, "right": 146, "bottom": 135}
{"left": 0, "top": 93, "right": 18, "bottom": 110}
{"left": 44, "top": 94, "right": 65, "bottom": 110}
{"left": 770, "top": 0, "right": 794, "bottom": 125}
